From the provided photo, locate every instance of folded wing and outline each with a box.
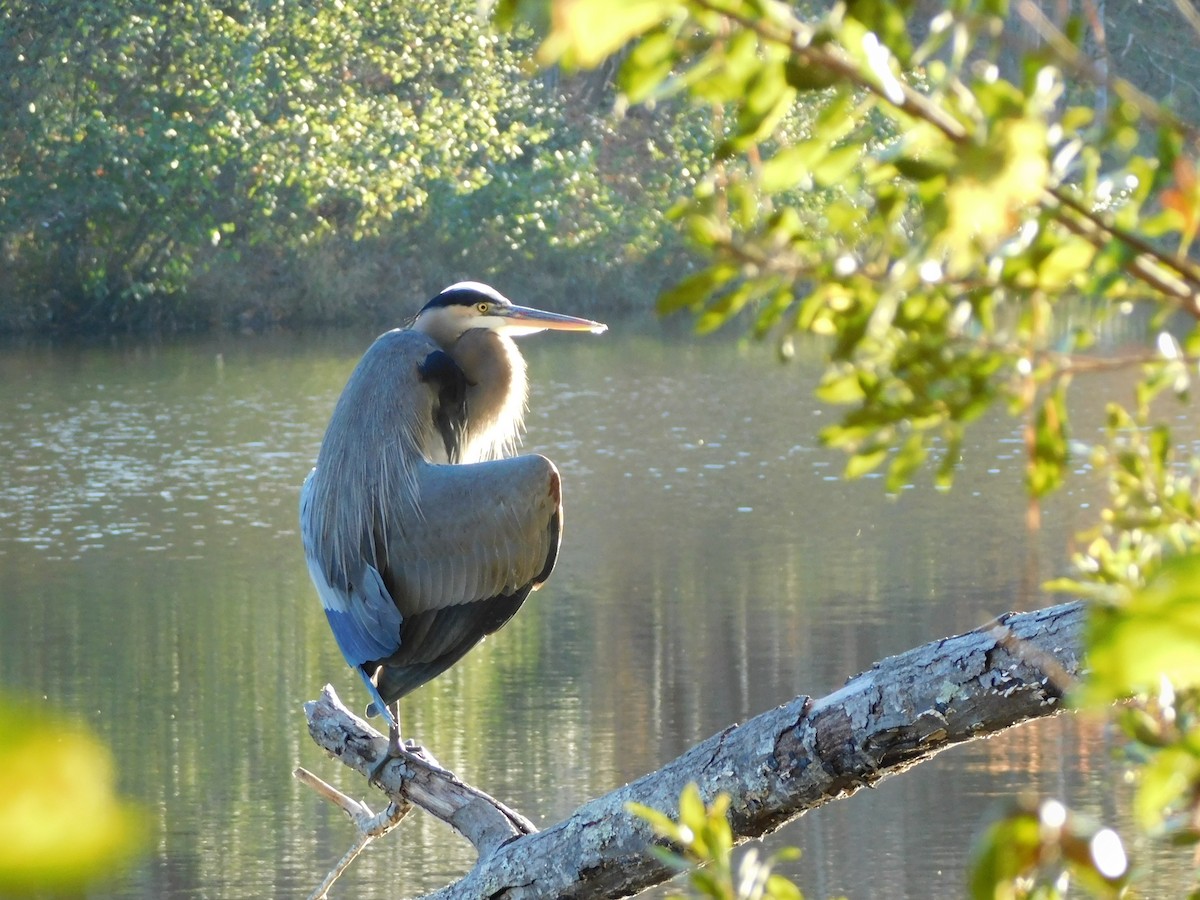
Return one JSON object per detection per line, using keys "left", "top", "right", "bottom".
{"left": 371, "top": 454, "right": 561, "bottom": 702}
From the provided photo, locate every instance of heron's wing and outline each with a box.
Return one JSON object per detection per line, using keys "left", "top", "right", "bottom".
{"left": 300, "top": 328, "right": 449, "bottom": 672}
{"left": 372, "top": 454, "right": 562, "bottom": 699}
{"left": 301, "top": 469, "right": 405, "bottom": 666}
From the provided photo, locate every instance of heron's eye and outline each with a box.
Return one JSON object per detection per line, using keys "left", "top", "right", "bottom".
{"left": 476, "top": 302, "right": 490, "bottom": 313}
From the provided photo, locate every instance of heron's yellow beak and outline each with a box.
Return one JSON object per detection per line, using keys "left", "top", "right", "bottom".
{"left": 500, "top": 305, "right": 608, "bottom": 336}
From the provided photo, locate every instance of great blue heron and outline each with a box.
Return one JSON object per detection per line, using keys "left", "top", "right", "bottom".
{"left": 300, "top": 282, "right": 606, "bottom": 755}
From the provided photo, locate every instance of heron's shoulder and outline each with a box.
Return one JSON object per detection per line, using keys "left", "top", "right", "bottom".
{"left": 422, "top": 452, "right": 561, "bottom": 498}
{"left": 348, "top": 327, "right": 449, "bottom": 395}
{"left": 365, "top": 327, "right": 441, "bottom": 358}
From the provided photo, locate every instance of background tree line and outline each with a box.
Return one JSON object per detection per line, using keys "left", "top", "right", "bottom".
{"left": 0, "top": 0, "right": 707, "bottom": 334}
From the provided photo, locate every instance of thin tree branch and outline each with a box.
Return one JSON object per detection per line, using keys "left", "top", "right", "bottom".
{"left": 695, "top": 0, "right": 1200, "bottom": 314}
{"left": 1046, "top": 186, "right": 1200, "bottom": 314}
{"left": 1013, "top": 0, "right": 1199, "bottom": 142}
{"left": 294, "top": 766, "right": 410, "bottom": 900}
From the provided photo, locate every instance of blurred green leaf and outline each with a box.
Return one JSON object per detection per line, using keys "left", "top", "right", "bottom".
{"left": 538, "top": 0, "right": 678, "bottom": 68}
{"left": 1082, "top": 554, "right": 1200, "bottom": 706}
{"left": 658, "top": 265, "right": 739, "bottom": 315}
{"left": 887, "top": 432, "right": 927, "bottom": 492}
{"left": 844, "top": 0, "right": 914, "bottom": 63}
{"left": 1134, "top": 745, "right": 1200, "bottom": 832}
{"left": 1037, "top": 238, "right": 1096, "bottom": 291}
{"left": 969, "top": 796, "right": 1128, "bottom": 900}
{"left": 621, "top": 26, "right": 681, "bottom": 103}
{"left": 1024, "top": 382, "right": 1070, "bottom": 498}
{"left": 845, "top": 445, "right": 889, "bottom": 479}
{"left": 0, "top": 696, "right": 146, "bottom": 895}
{"left": 629, "top": 784, "right": 806, "bottom": 899}
{"left": 815, "top": 370, "right": 868, "bottom": 404}
{"left": 784, "top": 57, "right": 839, "bottom": 91}
{"left": 811, "top": 145, "right": 862, "bottom": 188}
{"left": 759, "top": 139, "right": 829, "bottom": 193}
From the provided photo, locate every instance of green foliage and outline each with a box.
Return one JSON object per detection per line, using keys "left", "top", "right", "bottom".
{"left": 516, "top": 0, "right": 1200, "bottom": 507}
{"left": 6, "top": 0, "right": 538, "bottom": 322}
{"left": 1, "top": 0, "right": 697, "bottom": 331}
{"left": 628, "top": 783, "right": 804, "bottom": 900}
{"left": 968, "top": 796, "right": 1129, "bottom": 899}
{"left": 1080, "top": 556, "right": 1200, "bottom": 707}
{"left": 506, "top": 0, "right": 1200, "bottom": 895}
{"left": 0, "top": 694, "right": 146, "bottom": 894}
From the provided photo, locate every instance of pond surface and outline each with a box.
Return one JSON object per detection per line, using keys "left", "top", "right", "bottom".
{"left": 0, "top": 320, "right": 1191, "bottom": 897}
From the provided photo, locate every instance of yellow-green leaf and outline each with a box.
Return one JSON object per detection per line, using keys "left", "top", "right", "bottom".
{"left": 815, "top": 370, "right": 867, "bottom": 404}
{"left": 760, "top": 139, "right": 829, "bottom": 193}
{"left": 1081, "top": 553, "right": 1200, "bottom": 706}
{"left": 811, "top": 144, "right": 862, "bottom": 188}
{"left": 0, "top": 697, "right": 146, "bottom": 895}
{"left": 538, "top": 0, "right": 679, "bottom": 69}
{"left": 845, "top": 445, "right": 888, "bottom": 479}
{"left": 678, "top": 782, "right": 706, "bottom": 833}
{"left": 1038, "top": 238, "right": 1096, "bottom": 291}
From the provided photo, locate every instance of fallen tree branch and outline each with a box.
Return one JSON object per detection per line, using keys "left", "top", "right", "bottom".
{"left": 304, "top": 600, "right": 1088, "bottom": 898}
{"left": 304, "top": 687, "right": 537, "bottom": 857}
{"left": 294, "top": 766, "right": 410, "bottom": 900}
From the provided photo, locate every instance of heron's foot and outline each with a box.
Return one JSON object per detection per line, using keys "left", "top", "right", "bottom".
{"left": 368, "top": 723, "right": 405, "bottom": 786}
{"left": 368, "top": 738, "right": 434, "bottom": 784}
{"left": 368, "top": 745, "right": 401, "bottom": 786}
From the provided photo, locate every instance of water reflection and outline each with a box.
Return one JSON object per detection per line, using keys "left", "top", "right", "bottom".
{"left": 0, "top": 326, "right": 1189, "bottom": 897}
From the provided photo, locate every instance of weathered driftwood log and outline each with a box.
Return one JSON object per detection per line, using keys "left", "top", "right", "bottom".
{"left": 304, "top": 600, "right": 1087, "bottom": 898}
{"left": 304, "top": 689, "right": 537, "bottom": 857}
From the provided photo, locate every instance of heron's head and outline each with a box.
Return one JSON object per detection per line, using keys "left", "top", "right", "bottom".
{"left": 413, "top": 282, "right": 607, "bottom": 343}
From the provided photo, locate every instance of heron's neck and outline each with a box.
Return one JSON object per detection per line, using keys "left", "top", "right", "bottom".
{"left": 450, "top": 329, "right": 527, "bottom": 461}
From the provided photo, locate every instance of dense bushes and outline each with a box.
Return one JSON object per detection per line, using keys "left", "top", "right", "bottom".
{"left": 0, "top": 0, "right": 701, "bottom": 333}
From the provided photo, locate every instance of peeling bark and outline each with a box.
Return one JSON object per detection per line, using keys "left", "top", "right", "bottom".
{"left": 303, "top": 600, "right": 1088, "bottom": 898}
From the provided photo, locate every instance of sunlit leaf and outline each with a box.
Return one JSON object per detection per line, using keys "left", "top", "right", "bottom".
{"left": 0, "top": 697, "right": 146, "bottom": 895}
{"left": 941, "top": 116, "right": 1049, "bottom": 266}
{"left": 759, "top": 140, "right": 829, "bottom": 193}
{"left": 815, "top": 370, "right": 867, "bottom": 404}
{"left": 730, "top": 79, "right": 797, "bottom": 150}
{"left": 845, "top": 445, "right": 889, "bottom": 479}
{"left": 1027, "top": 384, "right": 1069, "bottom": 497}
{"left": 1133, "top": 746, "right": 1200, "bottom": 831}
{"left": 1038, "top": 237, "right": 1096, "bottom": 291}
{"left": 844, "top": 0, "right": 914, "bottom": 62}
{"left": 766, "top": 872, "right": 805, "bottom": 900}
{"left": 969, "top": 796, "right": 1129, "bottom": 899}
{"left": 1082, "top": 553, "right": 1200, "bottom": 706}
{"left": 657, "top": 264, "right": 738, "bottom": 315}
{"left": 696, "top": 282, "right": 757, "bottom": 334}
{"left": 630, "top": 785, "right": 806, "bottom": 898}
{"left": 811, "top": 145, "right": 862, "bottom": 188}
{"left": 537, "top": 0, "right": 679, "bottom": 69}
{"left": 886, "top": 432, "right": 926, "bottom": 492}
{"left": 620, "top": 27, "right": 681, "bottom": 103}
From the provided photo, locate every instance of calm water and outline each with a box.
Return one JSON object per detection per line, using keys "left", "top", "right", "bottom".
{"left": 0, "top": 321, "right": 1191, "bottom": 897}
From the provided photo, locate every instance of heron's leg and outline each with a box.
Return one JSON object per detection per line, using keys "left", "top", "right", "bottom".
{"left": 369, "top": 702, "right": 403, "bottom": 785}
{"left": 369, "top": 701, "right": 428, "bottom": 784}
{"left": 386, "top": 700, "right": 402, "bottom": 757}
